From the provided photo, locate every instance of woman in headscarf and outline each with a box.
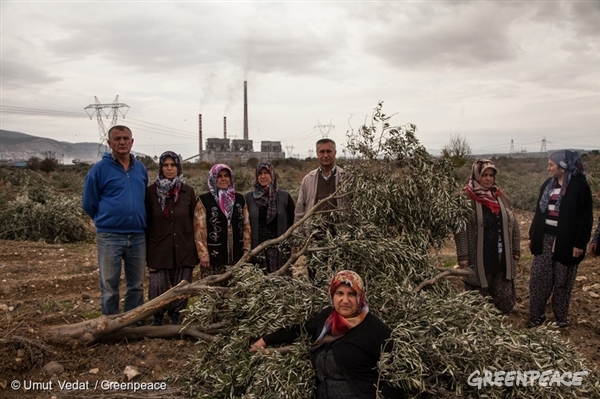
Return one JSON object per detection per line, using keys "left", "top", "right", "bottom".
{"left": 145, "top": 151, "right": 198, "bottom": 326}
{"left": 194, "top": 164, "right": 251, "bottom": 278}
{"left": 250, "top": 270, "right": 403, "bottom": 398}
{"left": 455, "top": 159, "right": 521, "bottom": 313}
{"left": 528, "top": 150, "right": 593, "bottom": 328}
{"left": 244, "top": 161, "right": 295, "bottom": 274}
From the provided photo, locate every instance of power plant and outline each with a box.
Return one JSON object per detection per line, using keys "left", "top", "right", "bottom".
{"left": 194, "top": 81, "right": 284, "bottom": 163}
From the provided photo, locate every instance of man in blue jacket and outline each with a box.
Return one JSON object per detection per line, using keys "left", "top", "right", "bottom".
{"left": 82, "top": 125, "right": 148, "bottom": 315}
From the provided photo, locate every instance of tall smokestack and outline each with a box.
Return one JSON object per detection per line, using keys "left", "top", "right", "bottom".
{"left": 198, "top": 114, "right": 203, "bottom": 153}
{"left": 243, "top": 81, "right": 248, "bottom": 140}
{"left": 223, "top": 116, "right": 227, "bottom": 139}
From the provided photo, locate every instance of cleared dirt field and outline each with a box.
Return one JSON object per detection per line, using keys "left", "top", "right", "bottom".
{"left": 1, "top": 210, "right": 599, "bottom": 398}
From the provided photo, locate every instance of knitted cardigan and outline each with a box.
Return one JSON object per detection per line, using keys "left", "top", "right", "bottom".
{"left": 455, "top": 194, "right": 520, "bottom": 288}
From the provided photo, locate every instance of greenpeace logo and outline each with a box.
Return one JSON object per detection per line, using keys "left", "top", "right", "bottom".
{"left": 467, "top": 369, "right": 588, "bottom": 389}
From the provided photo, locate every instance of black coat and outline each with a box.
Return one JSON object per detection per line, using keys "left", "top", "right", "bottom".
{"left": 197, "top": 192, "right": 247, "bottom": 266}
{"left": 529, "top": 175, "right": 593, "bottom": 265}
{"left": 262, "top": 307, "right": 404, "bottom": 398}
{"left": 145, "top": 184, "right": 199, "bottom": 269}
{"left": 244, "top": 190, "right": 295, "bottom": 249}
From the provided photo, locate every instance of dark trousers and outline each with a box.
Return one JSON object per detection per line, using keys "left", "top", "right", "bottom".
{"left": 529, "top": 234, "right": 578, "bottom": 323}
{"left": 149, "top": 266, "right": 194, "bottom": 317}
{"left": 466, "top": 272, "right": 515, "bottom": 313}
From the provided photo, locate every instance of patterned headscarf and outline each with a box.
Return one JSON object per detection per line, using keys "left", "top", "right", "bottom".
{"left": 316, "top": 270, "right": 369, "bottom": 341}
{"left": 208, "top": 164, "right": 236, "bottom": 225}
{"left": 463, "top": 159, "right": 503, "bottom": 215}
{"left": 252, "top": 161, "right": 278, "bottom": 224}
{"left": 154, "top": 151, "right": 184, "bottom": 219}
{"left": 539, "top": 150, "right": 586, "bottom": 212}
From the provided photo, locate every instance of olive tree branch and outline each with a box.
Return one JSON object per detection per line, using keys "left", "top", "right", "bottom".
{"left": 412, "top": 268, "right": 474, "bottom": 294}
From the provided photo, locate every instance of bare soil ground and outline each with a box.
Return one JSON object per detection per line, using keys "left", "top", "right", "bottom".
{"left": 0, "top": 240, "right": 201, "bottom": 398}
{"left": 0, "top": 210, "right": 599, "bottom": 398}
{"left": 442, "top": 210, "right": 600, "bottom": 367}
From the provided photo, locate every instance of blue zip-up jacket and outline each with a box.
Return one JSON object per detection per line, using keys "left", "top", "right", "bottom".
{"left": 82, "top": 152, "right": 148, "bottom": 233}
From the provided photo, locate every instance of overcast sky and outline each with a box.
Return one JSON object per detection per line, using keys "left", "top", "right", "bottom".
{"left": 1, "top": 1, "right": 598, "bottom": 160}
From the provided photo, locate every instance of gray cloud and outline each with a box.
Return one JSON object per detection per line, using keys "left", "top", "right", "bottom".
{"left": 39, "top": 3, "right": 346, "bottom": 76}
{"left": 361, "top": 2, "right": 529, "bottom": 69}
{"left": 571, "top": 2, "right": 600, "bottom": 36}
{"left": 2, "top": 59, "right": 62, "bottom": 86}
{"left": 1, "top": 1, "right": 598, "bottom": 158}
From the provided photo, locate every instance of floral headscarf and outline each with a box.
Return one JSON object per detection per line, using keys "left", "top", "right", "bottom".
{"left": 252, "top": 161, "right": 278, "bottom": 223}
{"left": 463, "top": 159, "right": 503, "bottom": 215}
{"left": 316, "top": 270, "right": 369, "bottom": 341}
{"left": 154, "top": 151, "right": 184, "bottom": 219}
{"left": 539, "top": 150, "right": 586, "bottom": 212}
{"left": 208, "top": 164, "right": 236, "bottom": 225}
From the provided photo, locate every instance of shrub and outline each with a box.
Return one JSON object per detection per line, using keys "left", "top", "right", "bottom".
{"left": 232, "top": 168, "right": 253, "bottom": 192}
{"left": 185, "top": 174, "right": 207, "bottom": 195}
{"left": 441, "top": 134, "right": 472, "bottom": 168}
{"left": 39, "top": 157, "right": 58, "bottom": 173}
{"left": 246, "top": 157, "right": 259, "bottom": 168}
{"left": 0, "top": 169, "right": 94, "bottom": 243}
{"left": 497, "top": 171, "right": 548, "bottom": 212}
{"left": 198, "top": 161, "right": 211, "bottom": 170}
{"left": 0, "top": 193, "right": 94, "bottom": 243}
{"left": 50, "top": 170, "right": 86, "bottom": 194}
{"left": 26, "top": 156, "right": 41, "bottom": 170}
{"left": 137, "top": 155, "right": 157, "bottom": 169}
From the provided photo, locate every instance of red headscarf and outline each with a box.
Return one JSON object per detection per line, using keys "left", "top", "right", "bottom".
{"left": 316, "top": 270, "right": 369, "bottom": 340}
{"left": 463, "top": 159, "right": 503, "bottom": 215}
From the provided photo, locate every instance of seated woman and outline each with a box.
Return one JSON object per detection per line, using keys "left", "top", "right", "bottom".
{"left": 244, "top": 161, "right": 295, "bottom": 274}
{"left": 250, "top": 270, "right": 403, "bottom": 399}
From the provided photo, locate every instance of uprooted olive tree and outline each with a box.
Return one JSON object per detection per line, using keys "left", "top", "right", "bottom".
{"left": 49, "top": 102, "right": 599, "bottom": 398}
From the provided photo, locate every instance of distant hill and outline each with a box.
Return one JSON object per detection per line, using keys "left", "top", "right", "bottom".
{"left": 0, "top": 130, "right": 145, "bottom": 165}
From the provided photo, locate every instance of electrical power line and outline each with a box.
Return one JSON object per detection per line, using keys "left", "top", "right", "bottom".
{"left": 0, "top": 103, "right": 199, "bottom": 140}
{"left": 84, "top": 96, "right": 130, "bottom": 148}
{"left": 0, "top": 105, "right": 85, "bottom": 118}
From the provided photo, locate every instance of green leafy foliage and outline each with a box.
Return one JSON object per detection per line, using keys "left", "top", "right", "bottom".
{"left": 441, "top": 134, "right": 472, "bottom": 168}
{"left": 183, "top": 103, "right": 598, "bottom": 398}
{"left": 0, "top": 169, "right": 94, "bottom": 243}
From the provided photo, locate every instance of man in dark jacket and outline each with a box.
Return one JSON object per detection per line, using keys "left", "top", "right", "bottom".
{"left": 82, "top": 125, "right": 148, "bottom": 315}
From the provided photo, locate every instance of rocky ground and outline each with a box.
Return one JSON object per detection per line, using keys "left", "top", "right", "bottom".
{"left": 0, "top": 210, "right": 599, "bottom": 398}
{"left": 0, "top": 240, "right": 201, "bottom": 399}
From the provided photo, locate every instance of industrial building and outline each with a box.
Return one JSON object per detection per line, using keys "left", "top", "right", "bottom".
{"left": 194, "top": 81, "right": 285, "bottom": 163}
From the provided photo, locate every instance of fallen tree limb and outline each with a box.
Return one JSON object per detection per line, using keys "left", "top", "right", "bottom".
{"left": 47, "top": 279, "right": 231, "bottom": 343}
{"left": 47, "top": 188, "right": 353, "bottom": 343}
{"left": 412, "top": 268, "right": 474, "bottom": 294}
{"left": 273, "top": 232, "right": 316, "bottom": 277}
{"left": 239, "top": 189, "right": 354, "bottom": 265}
{"left": 99, "top": 324, "right": 217, "bottom": 342}
{"left": 251, "top": 345, "right": 296, "bottom": 355}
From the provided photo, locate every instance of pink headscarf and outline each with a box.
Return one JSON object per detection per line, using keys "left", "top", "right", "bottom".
{"left": 207, "top": 164, "right": 236, "bottom": 225}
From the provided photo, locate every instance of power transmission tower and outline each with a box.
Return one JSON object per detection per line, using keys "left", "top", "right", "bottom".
{"left": 285, "top": 145, "right": 294, "bottom": 158}
{"left": 540, "top": 137, "right": 547, "bottom": 153}
{"left": 84, "top": 96, "right": 130, "bottom": 148}
{"left": 314, "top": 119, "right": 334, "bottom": 138}
{"left": 509, "top": 139, "right": 515, "bottom": 155}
